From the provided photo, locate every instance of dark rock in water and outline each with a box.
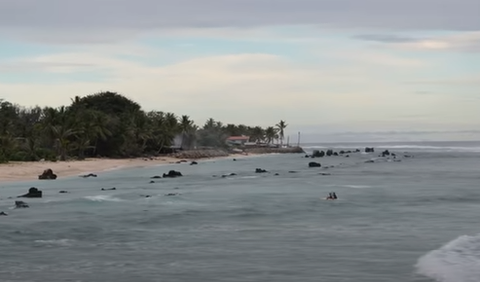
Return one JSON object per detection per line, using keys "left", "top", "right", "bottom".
{"left": 80, "top": 173, "right": 97, "bottom": 178}
{"left": 222, "top": 172, "right": 237, "bottom": 178}
{"left": 288, "top": 171, "right": 297, "bottom": 173}
{"left": 274, "top": 173, "right": 279, "bottom": 176}
{"left": 101, "top": 187, "right": 116, "bottom": 191}
{"left": 333, "top": 152, "right": 339, "bottom": 156}
{"left": 345, "top": 155, "right": 350, "bottom": 158}
{"left": 165, "top": 193, "right": 179, "bottom": 196}
{"left": 309, "top": 162, "right": 321, "bottom": 168}
{"left": 18, "top": 187, "right": 42, "bottom": 198}
{"left": 304, "top": 154, "right": 310, "bottom": 158}
{"left": 38, "top": 168, "right": 57, "bottom": 180}
{"left": 365, "top": 147, "right": 375, "bottom": 153}
{"left": 151, "top": 175, "right": 162, "bottom": 179}
{"left": 339, "top": 150, "right": 345, "bottom": 154}
{"left": 355, "top": 149, "right": 361, "bottom": 153}
{"left": 255, "top": 168, "right": 268, "bottom": 173}
{"left": 326, "top": 150, "right": 333, "bottom": 156}
{"left": 163, "top": 170, "right": 183, "bottom": 178}
{"left": 149, "top": 180, "right": 155, "bottom": 183}
{"left": 319, "top": 173, "right": 331, "bottom": 175}
{"left": 233, "top": 158, "right": 237, "bottom": 161}
{"left": 190, "top": 161, "right": 198, "bottom": 165}
{"left": 365, "top": 160, "right": 375, "bottom": 163}
{"left": 59, "top": 190, "right": 69, "bottom": 194}
{"left": 0, "top": 211, "right": 7, "bottom": 216}
{"left": 381, "top": 150, "right": 390, "bottom": 157}
{"left": 145, "top": 195, "right": 151, "bottom": 198}
{"left": 312, "top": 150, "right": 325, "bottom": 158}
{"left": 15, "top": 201, "right": 29, "bottom": 208}
{"left": 394, "top": 159, "right": 401, "bottom": 162}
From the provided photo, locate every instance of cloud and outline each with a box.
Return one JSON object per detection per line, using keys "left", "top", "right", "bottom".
{"left": 0, "top": 0, "right": 479, "bottom": 44}
{"left": 356, "top": 31, "right": 480, "bottom": 53}
{"left": 0, "top": 46, "right": 474, "bottom": 131}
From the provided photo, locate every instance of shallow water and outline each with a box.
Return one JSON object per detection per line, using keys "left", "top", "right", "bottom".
{"left": 1, "top": 142, "right": 480, "bottom": 282}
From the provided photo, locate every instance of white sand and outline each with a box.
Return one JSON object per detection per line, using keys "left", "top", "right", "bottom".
{"left": 0, "top": 154, "right": 249, "bottom": 183}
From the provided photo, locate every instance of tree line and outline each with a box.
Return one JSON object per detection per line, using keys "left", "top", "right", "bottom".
{"left": 0, "top": 92, "right": 288, "bottom": 163}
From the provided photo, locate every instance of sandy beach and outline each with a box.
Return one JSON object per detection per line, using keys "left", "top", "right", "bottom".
{"left": 0, "top": 154, "right": 247, "bottom": 183}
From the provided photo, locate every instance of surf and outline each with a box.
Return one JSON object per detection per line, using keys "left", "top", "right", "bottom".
{"left": 415, "top": 233, "right": 480, "bottom": 282}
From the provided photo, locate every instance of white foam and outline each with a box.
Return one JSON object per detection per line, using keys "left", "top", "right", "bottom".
{"left": 34, "top": 239, "right": 75, "bottom": 246}
{"left": 416, "top": 233, "right": 480, "bottom": 282}
{"left": 84, "top": 195, "right": 124, "bottom": 202}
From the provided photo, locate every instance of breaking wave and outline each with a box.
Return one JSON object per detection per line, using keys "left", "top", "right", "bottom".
{"left": 415, "top": 233, "right": 480, "bottom": 282}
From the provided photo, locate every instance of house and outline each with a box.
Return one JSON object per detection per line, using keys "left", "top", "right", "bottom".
{"left": 226, "top": 135, "right": 250, "bottom": 146}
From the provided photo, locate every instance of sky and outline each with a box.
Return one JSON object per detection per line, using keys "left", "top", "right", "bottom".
{"left": 0, "top": 0, "right": 479, "bottom": 142}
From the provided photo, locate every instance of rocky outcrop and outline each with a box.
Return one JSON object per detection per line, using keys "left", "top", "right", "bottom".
{"left": 18, "top": 187, "right": 42, "bottom": 198}
{"left": 15, "top": 201, "right": 29, "bottom": 208}
{"left": 244, "top": 147, "right": 304, "bottom": 155}
{"left": 38, "top": 169, "right": 57, "bottom": 180}
{"left": 163, "top": 170, "right": 183, "bottom": 178}
{"left": 174, "top": 149, "right": 229, "bottom": 159}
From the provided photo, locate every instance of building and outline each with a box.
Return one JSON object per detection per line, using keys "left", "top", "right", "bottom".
{"left": 226, "top": 135, "right": 250, "bottom": 146}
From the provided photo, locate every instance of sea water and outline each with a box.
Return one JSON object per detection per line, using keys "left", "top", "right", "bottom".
{"left": 1, "top": 141, "right": 480, "bottom": 282}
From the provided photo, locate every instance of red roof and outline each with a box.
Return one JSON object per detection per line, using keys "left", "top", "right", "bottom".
{"left": 227, "top": 136, "right": 250, "bottom": 140}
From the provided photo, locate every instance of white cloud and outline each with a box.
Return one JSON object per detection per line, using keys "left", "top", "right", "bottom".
{"left": 0, "top": 48, "right": 477, "bottom": 132}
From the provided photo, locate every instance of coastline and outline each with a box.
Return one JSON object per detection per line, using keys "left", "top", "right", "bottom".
{"left": 0, "top": 147, "right": 304, "bottom": 183}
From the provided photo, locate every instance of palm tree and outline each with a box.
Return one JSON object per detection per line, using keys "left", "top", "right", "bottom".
{"left": 264, "top": 126, "right": 277, "bottom": 144}
{"left": 250, "top": 126, "right": 265, "bottom": 143}
{"left": 276, "top": 120, "right": 287, "bottom": 147}
{"left": 179, "top": 115, "right": 194, "bottom": 149}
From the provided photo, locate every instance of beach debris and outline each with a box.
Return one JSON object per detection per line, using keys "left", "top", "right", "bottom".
{"left": 163, "top": 170, "right": 183, "bottom": 178}
{"left": 255, "top": 168, "right": 268, "bottom": 173}
{"left": 308, "top": 162, "right": 321, "bottom": 168}
{"left": 190, "top": 161, "right": 198, "bottom": 165}
{"left": 101, "top": 187, "right": 116, "bottom": 191}
{"left": 38, "top": 168, "right": 57, "bottom": 180}
{"left": 14, "top": 201, "right": 29, "bottom": 208}
{"left": 18, "top": 187, "right": 42, "bottom": 198}
{"left": 80, "top": 173, "right": 97, "bottom": 178}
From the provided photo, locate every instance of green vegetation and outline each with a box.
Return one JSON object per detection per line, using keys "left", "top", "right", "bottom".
{"left": 0, "top": 92, "right": 288, "bottom": 163}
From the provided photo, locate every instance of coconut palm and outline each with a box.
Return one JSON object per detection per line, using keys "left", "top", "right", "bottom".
{"left": 276, "top": 120, "right": 287, "bottom": 146}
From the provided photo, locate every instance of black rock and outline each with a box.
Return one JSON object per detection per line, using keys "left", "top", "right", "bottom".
{"left": 333, "top": 152, "right": 339, "bottom": 156}
{"left": 312, "top": 150, "right": 325, "bottom": 158}
{"left": 101, "top": 187, "right": 116, "bottom": 191}
{"left": 151, "top": 175, "right": 162, "bottom": 179}
{"left": 80, "top": 173, "right": 97, "bottom": 178}
{"left": 365, "top": 147, "right": 375, "bottom": 153}
{"left": 274, "top": 173, "right": 279, "bottom": 176}
{"left": 0, "top": 211, "right": 8, "bottom": 216}
{"left": 38, "top": 168, "right": 57, "bottom": 180}
{"left": 255, "top": 168, "right": 268, "bottom": 173}
{"left": 163, "top": 170, "right": 183, "bottom": 178}
{"left": 165, "top": 193, "right": 180, "bottom": 196}
{"left": 326, "top": 150, "right": 333, "bottom": 157}
{"left": 18, "top": 187, "right": 42, "bottom": 198}
{"left": 190, "top": 161, "right": 198, "bottom": 165}
{"left": 15, "top": 201, "right": 29, "bottom": 208}
{"left": 308, "top": 162, "right": 321, "bottom": 168}
{"left": 149, "top": 180, "right": 155, "bottom": 183}
{"left": 59, "top": 190, "right": 69, "bottom": 193}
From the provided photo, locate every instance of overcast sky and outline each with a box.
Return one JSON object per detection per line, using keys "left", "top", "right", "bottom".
{"left": 0, "top": 0, "right": 479, "bottom": 142}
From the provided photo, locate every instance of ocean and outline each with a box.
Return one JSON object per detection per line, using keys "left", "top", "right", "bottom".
{"left": 1, "top": 141, "right": 480, "bottom": 282}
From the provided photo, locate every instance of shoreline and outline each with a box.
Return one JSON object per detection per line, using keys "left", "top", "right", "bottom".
{"left": 0, "top": 153, "right": 255, "bottom": 183}
{"left": 0, "top": 147, "right": 305, "bottom": 183}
